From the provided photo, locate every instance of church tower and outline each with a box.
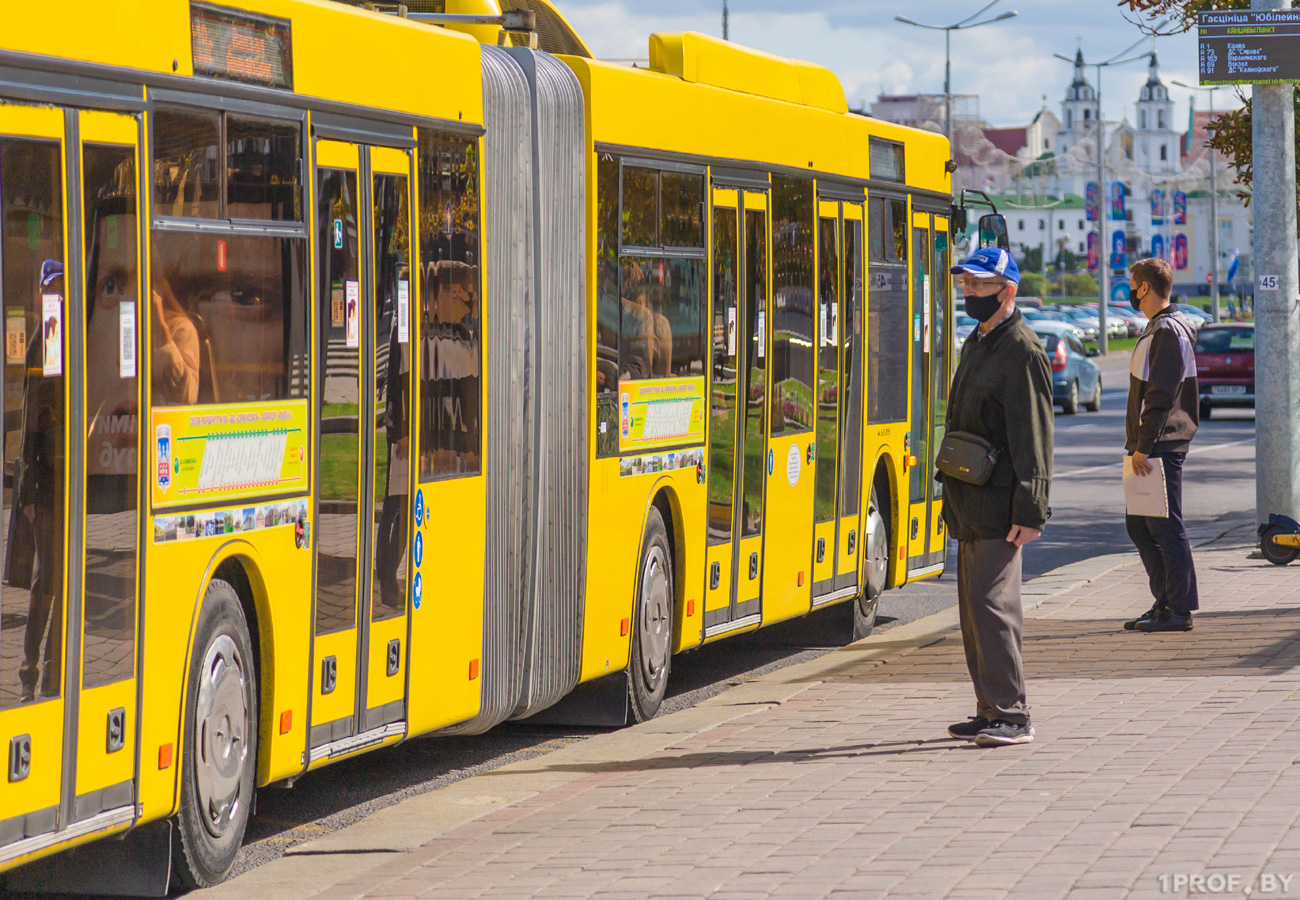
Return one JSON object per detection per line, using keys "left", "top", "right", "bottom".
{"left": 1135, "top": 52, "right": 1176, "bottom": 173}
{"left": 1057, "top": 48, "right": 1098, "bottom": 161}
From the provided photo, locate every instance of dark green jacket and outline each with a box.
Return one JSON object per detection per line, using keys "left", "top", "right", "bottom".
{"left": 940, "top": 310, "right": 1054, "bottom": 540}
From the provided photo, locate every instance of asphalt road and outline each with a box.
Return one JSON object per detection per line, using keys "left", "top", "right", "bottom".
{"left": 221, "top": 351, "right": 1258, "bottom": 885}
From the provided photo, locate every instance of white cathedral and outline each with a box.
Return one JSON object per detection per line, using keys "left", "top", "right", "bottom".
{"left": 891, "top": 49, "right": 1253, "bottom": 296}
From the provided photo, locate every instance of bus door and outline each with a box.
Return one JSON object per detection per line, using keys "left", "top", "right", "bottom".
{"left": 310, "top": 141, "right": 413, "bottom": 760}
{"left": 927, "top": 216, "right": 952, "bottom": 569}
{"left": 906, "top": 211, "right": 945, "bottom": 575}
{"left": 1, "top": 104, "right": 142, "bottom": 862}
{"left": 703, "top": 188, "right": 769, "bottom": 637}
{"left": 811, "top": 200, "right": 865, "bottom": 602}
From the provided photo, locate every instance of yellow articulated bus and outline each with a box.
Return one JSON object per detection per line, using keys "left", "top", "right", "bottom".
{"left": 0, "top": 0, "right": 961, "bottom": 891}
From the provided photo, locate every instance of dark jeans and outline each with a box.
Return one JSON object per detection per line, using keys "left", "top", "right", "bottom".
{"left": 1125, "top": 450, "right": 1199, "bottom": 616}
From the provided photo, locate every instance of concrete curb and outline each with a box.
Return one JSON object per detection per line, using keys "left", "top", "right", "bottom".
{"left": 192, "top": 513, "right": 1259, "bottom": 900}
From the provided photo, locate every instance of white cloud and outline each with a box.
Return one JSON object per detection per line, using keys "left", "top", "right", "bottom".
{"left": 560, "top": 1, "right": 1243, "bottom": 128}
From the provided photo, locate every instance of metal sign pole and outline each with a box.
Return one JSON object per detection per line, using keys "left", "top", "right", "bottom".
{"left": 1250, "top": 0, "right": 1300, "bottom": 521}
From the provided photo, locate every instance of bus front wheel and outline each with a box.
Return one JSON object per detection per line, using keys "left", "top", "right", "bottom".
{"left": 628, "top": 507, "right": 672, "bottom": 723}
{"left": 173, "top": 579, "right": 258, "bottom": 890}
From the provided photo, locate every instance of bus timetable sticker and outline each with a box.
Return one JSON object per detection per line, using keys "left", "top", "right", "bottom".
{"left": 151, "top": 400, "right": 309, "bottom": 508}
{"left": 618, "top": 377, "right": 705, "bottom": 453}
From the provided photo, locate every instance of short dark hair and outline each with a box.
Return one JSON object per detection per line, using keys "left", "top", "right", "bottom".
{"left": 1130, "top": 257, "right": 1173, "bottom": 299}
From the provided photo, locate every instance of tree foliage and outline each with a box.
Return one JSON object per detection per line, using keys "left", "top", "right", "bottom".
{"left": 1121, "top": 0, "right": 1300, "bottom": 210}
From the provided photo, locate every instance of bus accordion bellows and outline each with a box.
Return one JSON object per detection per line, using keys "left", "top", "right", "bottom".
{"left": 0, "top": 0, "right": 968, "bottom": 890}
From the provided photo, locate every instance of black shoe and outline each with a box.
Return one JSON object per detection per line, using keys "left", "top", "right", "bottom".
{"left": 947, "top": 716, "right": 990, "bottom": 740}
{"left": 1123, "top": 604, "right": 1168, "bottom": 630}
{"left": 974, "top": 720, "right": 1035, "bottom": 747}
{"left": 1135, "top": 610, "right": 1193, "bottom": 632}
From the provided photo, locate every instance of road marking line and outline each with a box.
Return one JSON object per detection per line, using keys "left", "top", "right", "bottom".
{"left": 1054, "top": 438, "right": 1256, "bottom": 478}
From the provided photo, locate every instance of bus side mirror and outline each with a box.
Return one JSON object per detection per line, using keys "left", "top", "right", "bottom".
{"left": 978, "top": 214, "right": 1010, "bottom": 251}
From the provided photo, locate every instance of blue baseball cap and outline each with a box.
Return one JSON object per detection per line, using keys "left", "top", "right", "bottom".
{"left": 950, "top": 247, "right": 1020, "bottom": 286}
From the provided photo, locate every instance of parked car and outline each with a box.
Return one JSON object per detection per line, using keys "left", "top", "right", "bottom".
{"left": 956, "top": 313, "right": 978, "bottom": 343}
{"left": 1074, "top": 303, "right": 1130, "bottom": 339}
{"left": 1193, "top": 323, "right": 1255, "bottom": 419}
{"left": 1015, "top": 297, "right": 1044, "bottom": 309}
{"left": 1054, "top": 306, "right": 1101, "bottom": 341}
{"left": 1031, "top": 323, "right": 1103, "bottom": 414}
{"left": 1174, "top": 303, "right": 1212, "bottom": 328}
{"left": 1021, "top": 308, "right": 1085, "bottom": 339}
{"left": 1105, "top": 304, "right": 1147, "bottom": 337}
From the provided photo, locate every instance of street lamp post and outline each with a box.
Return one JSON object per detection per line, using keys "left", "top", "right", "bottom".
{"left": 895, "top": 2, "right": 1019, "bottom": 147}
{"left": 1174, "top": 80, "right": 1222, "bottom": 322}
{"left": 1055, "top": 36, "right": 1161, "bottom": 355}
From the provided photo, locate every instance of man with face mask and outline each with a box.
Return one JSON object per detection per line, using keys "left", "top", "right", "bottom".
{"left": 1123, "top": 257, "right": 1199, "bottom": 632}
{"left": 940, "top": 247, "right": 1054, "bottom": 747}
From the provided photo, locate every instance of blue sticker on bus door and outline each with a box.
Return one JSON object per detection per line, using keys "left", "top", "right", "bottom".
{"left": 413, "top": 571, "right": 423, "bottom": 610}
{"left": 767, "top": 448, "right": 774, "bottom": 477}
{"left": 414, "top": 489, "right": 424, "bottom": 527}
{"left": 413, "top": 531, "right": 424, "bottom": 568}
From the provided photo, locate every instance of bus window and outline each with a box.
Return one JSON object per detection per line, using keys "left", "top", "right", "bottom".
{"left": 867, "top": 197, "right": 909, "bottom": 424}
{"left": 769, "top": 175, "right": 815, "bottom": 435}
{"left": 595, "top": 154, "right": 620, "bottom": 457}
{"left": 661, "top": 172, "right": 703, "bottom": 248}
{"left": 227, "top": 115, "right": 302, "bottom": 221}
{"left": 82, "top": 142, "right": 139, "bottom": 688}
{"left": 153, "top": 108, "right": 221, "bottom": 219}
{"left": 815, "top": 215, "right": 839, "bottom": 524}
{"left": 709, "top": 206, "right": 738, "bottom": 545}
{"left": 148, "top": 231, "right": 308, "bottom": 406}
{"left": 417, "top": 129, "right": 482, "bottom": 480}
{"left": 868, "top": 197, "right": 908, "bottom": 265}
{"left": 372, "top": 172, "right": 410, "bottom": 619}
{"left": 1, "top": 139, "right": 66, "bottom": 707}
{"left": 839, "top": 217, "right": 863, "bottom": 516}
{"left": 741, "top": 208, "right": 767, "bottom": 537}
{"left": 621, "top": 165, "right": 657, "bottom": 248}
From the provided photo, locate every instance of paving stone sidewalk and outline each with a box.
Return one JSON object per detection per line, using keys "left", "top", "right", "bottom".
{"left": 222, "top": 534, "right": 1300, "bottom": 900}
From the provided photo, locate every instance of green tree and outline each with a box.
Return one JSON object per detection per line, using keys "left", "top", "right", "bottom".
{"left": 1020, "top": 245, "right": 1043, "bottom": 273}
{"left": 1062, "top": 273, "right": 1099, "bottom": 297}
{"left": 1122, "top": 0, "right": 1300, "bottom": 216}
{"left": 1019, "top": 271, "right": 1052, "bottom": 298}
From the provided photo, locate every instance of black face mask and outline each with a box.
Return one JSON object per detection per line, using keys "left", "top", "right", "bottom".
{"left": 964, "top": 288, "right": 1004, "bottom": 323}
{"left": 1130, "top": 286, "right": 1146, "bottom": 312}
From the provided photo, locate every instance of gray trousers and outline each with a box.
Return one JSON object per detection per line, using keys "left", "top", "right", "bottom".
{"left": 957, "top": 538, "right": 1029, "bottom": 726}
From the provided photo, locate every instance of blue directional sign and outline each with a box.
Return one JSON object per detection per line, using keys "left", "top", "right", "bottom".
{"left": 414, "top": 531, "right": 424, "bottom": 568}
{"left": 413, "top": 571, "right": 423, "bottom": 610}
{"left": 333, "top": 218, "right": 343, "bottom": 249}
{"left": 414, "top": 489, "right": 425, "bottom": 527}
{"left": 767, "top": 448, "right": 774, "bottom": 477}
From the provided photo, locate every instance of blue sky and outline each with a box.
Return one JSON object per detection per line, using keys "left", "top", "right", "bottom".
{"left": 561, "top": 0, "right": 1243, "bottom": 128}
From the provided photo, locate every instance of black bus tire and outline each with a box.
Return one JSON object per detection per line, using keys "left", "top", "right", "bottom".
{"left": 173, "top": 579, "right": 258, "bottom": 890}
{"left": 628, "top": 507, "right": 672, "bottom": 723}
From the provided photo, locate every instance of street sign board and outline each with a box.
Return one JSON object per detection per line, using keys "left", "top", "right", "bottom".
{"left": 1199, "top": 10, "right": 1300, "bottom": 85}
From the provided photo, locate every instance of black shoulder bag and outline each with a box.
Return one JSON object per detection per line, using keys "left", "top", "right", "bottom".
{"left": 935, "top": 431, "right": 1002, "bottom": 486}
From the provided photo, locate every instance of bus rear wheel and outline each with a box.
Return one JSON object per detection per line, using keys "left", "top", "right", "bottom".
{"left": 173, "top": 579, "right": 257, "bottom": 890}
{"left": 629, "top": 507, "right": 672, "bottom": 723}
{"left": 865, "top": 486, "right": 889, "bottom": 607}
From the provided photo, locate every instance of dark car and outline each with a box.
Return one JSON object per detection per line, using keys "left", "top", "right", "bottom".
{"left": 1193, "top": 323, "right": 1254, "bottom": 419}
{"left": 1032, "top": 324, "right": 1103, "bottom": 414}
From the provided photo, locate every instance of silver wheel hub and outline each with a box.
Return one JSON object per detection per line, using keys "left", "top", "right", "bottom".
{"left": 638, "top": 546, "right": 671, "bottom": 691}
{"left": 194, "top": 634, "right": 249, "bottom": 839}
{"left": 866, "top": 506, "right": 888, "bottom": 596}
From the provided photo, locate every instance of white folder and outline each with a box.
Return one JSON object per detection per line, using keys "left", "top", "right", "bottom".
{"left": 1123, "top": 456, "right": 1169, "bottom": 518}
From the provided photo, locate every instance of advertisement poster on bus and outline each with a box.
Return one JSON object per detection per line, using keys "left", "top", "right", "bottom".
{"left": 1150, "top": 188, "right": 1165, "bottom": 225}
{"left": 151, "top": 399, "right": 310, "bottom": 508}
{"left": 1086, "top": 231, "right": 1099, "bottom": 272}
{"left": 1174, "top": 191, "right": 1187, "bottom": 225}
{"left": 1111, "top": 230, "right": 1127, "bottom": 270}
{"left": 1174, "top": 233, "right": 1189, "bottom": 270}
{"left": 1152, "top": 233, "right": 1166, "bottom": 261}
{"left": 1110, "top": 182, "right": 1127, "bottom": 220}
{"left": 619, "top": 377, "right": 706, "bottom": 454}
{"left": 1086, "top": 182, "right": 1100, "bottom": 222}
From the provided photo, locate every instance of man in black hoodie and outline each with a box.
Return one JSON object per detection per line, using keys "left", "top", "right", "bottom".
{"left": 1124, "top": 257, "right": 1200, "bottom": 632}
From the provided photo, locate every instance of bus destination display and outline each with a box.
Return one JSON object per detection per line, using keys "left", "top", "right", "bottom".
{"left": 1199, "top": 9, "right": 1300, "bottom": 86}
{"left": 191, "top": 2, "right": 293, "bottom": 89}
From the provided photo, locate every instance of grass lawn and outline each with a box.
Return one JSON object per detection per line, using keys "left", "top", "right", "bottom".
{"left": 1093, "top": 336, "right": 1138, "bottom": 356}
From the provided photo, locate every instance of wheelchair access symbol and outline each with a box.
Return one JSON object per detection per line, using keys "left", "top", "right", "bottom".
{"left": 413, "top": 572, "right": 423, "bottom": 610}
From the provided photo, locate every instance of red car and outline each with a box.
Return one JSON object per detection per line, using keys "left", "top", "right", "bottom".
{"left": 1193, "top": 323, "right": 1255, "bottom": 419}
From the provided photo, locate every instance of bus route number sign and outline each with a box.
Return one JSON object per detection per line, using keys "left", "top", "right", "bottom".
{"left": 1199, "top": 9, "right": 1300, "bottom": 85}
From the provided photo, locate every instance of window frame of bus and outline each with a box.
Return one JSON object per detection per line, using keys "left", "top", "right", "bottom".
{"left": 148, "top": 101, "right": 309, "bottom": 411}
{"left": 415, "top": 128, "right": 484, "bottom": 483}
{"left": 603, "top": 156, "right": 708, "bottom": 441}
